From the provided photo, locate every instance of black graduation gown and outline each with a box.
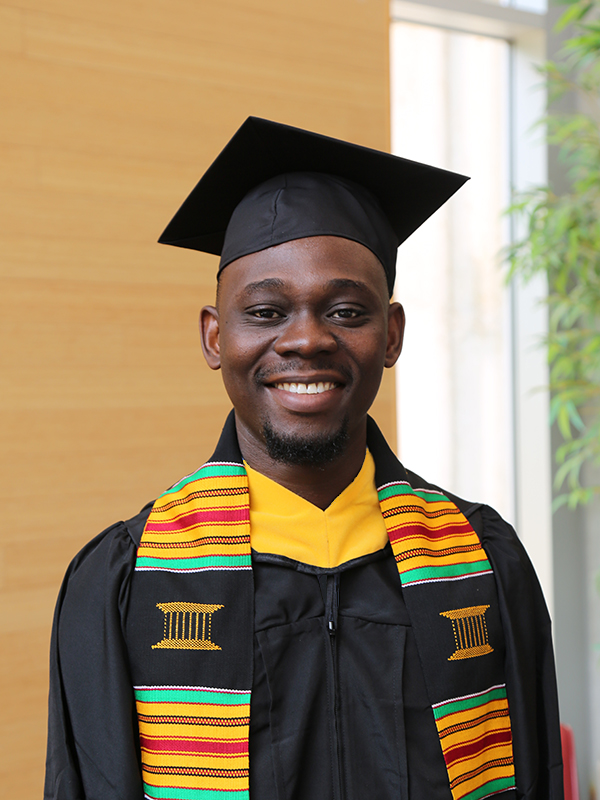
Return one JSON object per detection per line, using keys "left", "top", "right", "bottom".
{"left": 44, "top": 423, "right": 563, "bottom": 800}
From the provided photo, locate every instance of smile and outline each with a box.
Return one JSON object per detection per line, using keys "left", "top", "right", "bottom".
{"left": 274, "top": 382, "right": 338, "bottom": 395}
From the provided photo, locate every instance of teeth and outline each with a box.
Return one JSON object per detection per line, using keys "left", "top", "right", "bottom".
{"left": 274, "top": 381, "right": 337, "bottom": 394}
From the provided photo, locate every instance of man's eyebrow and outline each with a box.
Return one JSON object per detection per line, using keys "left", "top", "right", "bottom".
{"left": 326, "top": 278, "right": 374, "bottom": 293}
{"left": 238, "top": 277, "right": 376, "bottom": 296}
{"left": 240, "top": 278, "right": 286, "bottom": 295}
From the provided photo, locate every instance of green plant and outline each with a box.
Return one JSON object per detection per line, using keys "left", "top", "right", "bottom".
{"left": 507, "top": 0, "right": 600, "bottom": 509}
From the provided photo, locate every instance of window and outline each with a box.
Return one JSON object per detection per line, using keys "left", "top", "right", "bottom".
{"left": 390, "top": 0, "right": 552, "bottom": 606}
{"left": 392, "top": 20, "right": 511, "bottom": 518}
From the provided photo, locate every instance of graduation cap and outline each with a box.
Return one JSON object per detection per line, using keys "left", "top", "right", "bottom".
{"left": 159, "top": 117, "right": 468, "bottom": 294}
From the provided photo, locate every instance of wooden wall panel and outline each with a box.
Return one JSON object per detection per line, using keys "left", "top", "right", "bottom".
{"left": 0, "top": 0, "right": 393, "bottom": 794}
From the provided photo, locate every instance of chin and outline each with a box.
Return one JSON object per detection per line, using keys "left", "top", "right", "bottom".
{"left": 261, "top": 417, "right": 349, "bottom": 466}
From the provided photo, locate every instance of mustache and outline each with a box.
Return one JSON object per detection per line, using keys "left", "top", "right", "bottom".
{"left": 255, "top": 361, "right": 353, "bottom": 384}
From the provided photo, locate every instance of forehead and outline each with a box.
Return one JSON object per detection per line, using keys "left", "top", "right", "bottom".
{"left": 217, "top": 235, "right": 390, "bottom": 300}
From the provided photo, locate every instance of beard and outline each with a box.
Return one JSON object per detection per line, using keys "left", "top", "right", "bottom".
{"left": 261, "top": 416, "right": 349, "bottom": 467}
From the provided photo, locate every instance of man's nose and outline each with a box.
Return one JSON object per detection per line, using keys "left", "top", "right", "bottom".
{"left": 273, "top": 312, "right": 338, "bottom": 357}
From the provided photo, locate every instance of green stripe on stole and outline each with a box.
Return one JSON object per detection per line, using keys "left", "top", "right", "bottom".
{"left": 132, "top": 449, "right": 515, "bottom": 800}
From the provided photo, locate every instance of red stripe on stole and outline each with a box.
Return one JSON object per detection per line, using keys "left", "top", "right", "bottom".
{"left": 443, "top": 729, "right": 512, "bottom": 767}
{"left": 387, "top": 520, "right": 474, "bottom": 544}
{"left": 144, "top": 507, "right": 250, "bottom": 532}
{"left": 139, "top": 736, "right": 249, "bottom": 755}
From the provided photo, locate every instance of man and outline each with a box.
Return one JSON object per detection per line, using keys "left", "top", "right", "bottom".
{"left": 45, "top": 118, "right": 563, "bottom": 800}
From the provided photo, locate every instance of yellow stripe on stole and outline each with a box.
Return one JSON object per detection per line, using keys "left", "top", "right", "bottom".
{"left": 451, "top": 762, "right": 515, "bottom": 799}
{"left": 378, "top": 495, "right": 466, "bottom": 520}
{"left": 137, "top": 701, "right": 249, "bottom": 718}
{"left": 136, "top": 543, "right": 251, "bottom": 557}
{"left": 141, "top": 752, "right": 249, "bottom": 770}
{"left": 383, "top": 514, "right": 470, "bottom": 533}
{"left": 388, "top": 528, "right": 477, "bottom": 544}
{"left": 152, "top": 492, "right": 247, "bottom": 511}
{"left": 137, "top": 698, "right": 249, "bottom": 741}
{"left": 153, "top": 476, "right": 248, "bottom": 509}
{"left": 138, "top": 722, "right": 248, "bottom": 739}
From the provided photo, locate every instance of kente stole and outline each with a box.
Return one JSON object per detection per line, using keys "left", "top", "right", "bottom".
{"left": 126, "top": 416, "right": 516, "bottom": 800}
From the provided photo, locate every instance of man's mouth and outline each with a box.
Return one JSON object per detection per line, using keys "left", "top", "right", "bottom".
{"left": 273, "top": 381, "right": 338, "bottom": 395}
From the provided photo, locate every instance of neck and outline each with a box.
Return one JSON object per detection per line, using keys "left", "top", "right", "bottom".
{"left": 236, "top": 419, "right": 368, "bottom": 510}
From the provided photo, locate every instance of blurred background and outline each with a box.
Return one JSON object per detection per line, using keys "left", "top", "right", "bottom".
{"left": 1, "top": 0, "right": 597, "bottom": 796}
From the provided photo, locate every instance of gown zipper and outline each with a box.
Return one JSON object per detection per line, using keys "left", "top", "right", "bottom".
{"left": 325, "top": 573, "right": 343, "bottom": 800}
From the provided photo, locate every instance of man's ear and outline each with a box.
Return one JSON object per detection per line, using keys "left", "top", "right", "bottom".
{"left": 199, "top": 306, "right": 221, "bottom": 370}
{"left": 384, "top": 302, "right": 405, "bottom": 368}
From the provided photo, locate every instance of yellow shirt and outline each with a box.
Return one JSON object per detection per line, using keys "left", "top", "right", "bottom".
{"left": 245, "top": 450, "right": 388, "bottom": 569}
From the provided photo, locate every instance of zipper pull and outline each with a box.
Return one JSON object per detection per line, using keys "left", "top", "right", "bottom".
{"left": 326, "top": 573, "right": 340, "bottom": 637}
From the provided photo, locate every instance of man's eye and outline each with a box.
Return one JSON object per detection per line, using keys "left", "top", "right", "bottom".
{"left": 250, "top": 308, "right": 282, "bottom": 319}
{"left": 331, "top": 308, "right": 362, "bottom": 319}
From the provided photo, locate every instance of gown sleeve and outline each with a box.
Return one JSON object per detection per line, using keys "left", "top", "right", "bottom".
{"left": 477, "top": 504, "right": 564, "bottom": 800}
{"left": 44, "top": 516, "right": 145, "bottom": 800}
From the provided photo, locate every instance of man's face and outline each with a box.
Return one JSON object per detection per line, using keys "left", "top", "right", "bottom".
{"left": 200, "top": 235, "right": 404, "bottom": 465}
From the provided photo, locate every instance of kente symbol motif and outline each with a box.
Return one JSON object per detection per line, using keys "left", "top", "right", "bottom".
{"left": 440, "top": 604, "right": 494, "bottom": 661}
{"left": 152, "top": 602, "right": 224, "bottom": 651}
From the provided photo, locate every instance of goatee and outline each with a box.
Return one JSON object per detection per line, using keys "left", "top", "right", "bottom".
{"left": 262, "top": 418, "right": 350, "bottom": 466}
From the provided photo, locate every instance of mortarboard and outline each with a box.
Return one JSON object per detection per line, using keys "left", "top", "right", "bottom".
{"left": 159, "top": 117, "right": 468, "bottom": 293}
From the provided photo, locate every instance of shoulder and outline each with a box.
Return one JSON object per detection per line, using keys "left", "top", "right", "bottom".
{"left": 67, "top": 501, "right": 153, "bottom": 571}
{"left": 56, "top": 502, "right": 154, "bottom": 619}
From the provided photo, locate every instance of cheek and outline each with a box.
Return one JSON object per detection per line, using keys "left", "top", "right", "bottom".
{"left": 217, "top": 334, "right": 268, "bottom": 393}
{"left": 219, "top": 328, "right": 257, "bottom": 366}
{"left": 350, "top": 335, "right": 389, "bottom": 398}
{"left": 353, "top": 329, "right": 388, "bottom": 367}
